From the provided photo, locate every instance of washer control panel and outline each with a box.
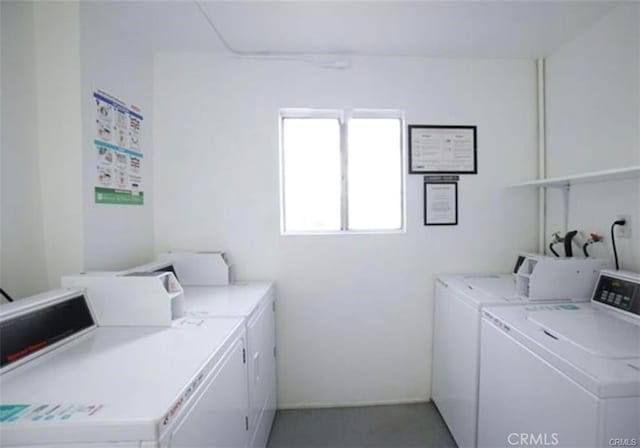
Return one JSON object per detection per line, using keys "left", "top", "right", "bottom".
{"left": 593, "top": 272, "right": 640, "bottom": 317}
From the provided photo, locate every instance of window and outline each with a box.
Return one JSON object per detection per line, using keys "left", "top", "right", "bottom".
{"left": 280, "top": 109, "right": 404, "bottom": 233}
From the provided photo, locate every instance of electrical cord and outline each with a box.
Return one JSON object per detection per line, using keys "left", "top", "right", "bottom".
{"left": 0, "top": 287, "right": 14, "bottom": 303}
{"left": 549, "top": 243, "right": 560, "bottom": 257}
{"left": 583, "top": 242, "right": 590, "bottom": 258}
{"left": 611, "top": 219, "right": 626, "bottom": 270}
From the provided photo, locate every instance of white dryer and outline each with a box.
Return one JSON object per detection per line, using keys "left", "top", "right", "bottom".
{"left": 180, "top": 283, "right": 277, "bottom": 448}
{"left": 0, "top": 289, "right": 250, "bottom": 447}
{"left": 65, "top": 256, "right": 278, "bottom": 448}
{"left": 478, "top": 270, "right": 640, "bottom": 448}
{"left": 432, "top": 273, "right": 591, "bottom": 447}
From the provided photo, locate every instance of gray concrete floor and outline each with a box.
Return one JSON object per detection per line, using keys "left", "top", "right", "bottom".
{"left": 267, "top": 402, "right": 457, "bottom": 448}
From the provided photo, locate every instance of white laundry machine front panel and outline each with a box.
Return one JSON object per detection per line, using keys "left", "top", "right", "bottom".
{"left": 601, "top": 396, "right": 640, "bottom": 445}
{"left": 247, "top": 294, "right": 276, "bottom": 448}
{"left": 432, "top": 280, "right": 480, "bottom": 448}
{"left": 478, "top": 319, "right": 599, "bottom": 448}
{"left": 181, "top": 283, "right": 277, "bottom": 448}
{"left": 170, "top": 335, "right": 249, "bottom": 448}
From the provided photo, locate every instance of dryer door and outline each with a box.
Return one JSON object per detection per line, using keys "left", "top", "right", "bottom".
{"left": 170, "top": 335, "right": 250, "bottom": 448}
{"left": 247, "top": 293, "right": 277, "bottom": 448}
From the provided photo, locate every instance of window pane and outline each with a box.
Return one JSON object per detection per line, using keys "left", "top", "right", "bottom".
{"left": 348, "top": 118, "right": 402, "bottom": 230}
{"left": 282, "top": 118, "right": 341, "bottom": 232}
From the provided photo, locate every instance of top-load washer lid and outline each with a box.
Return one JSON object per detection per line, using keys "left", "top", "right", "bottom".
{"left": 464, "top": 275, "right": 517, "bottom": 300}
{"left": 438, "top": 274, "right": 521, "bottom": 309}
{"left": 182, "top": 282, "right": 273, "bottom": 318}
{"left": 484, "top": 302, "right": 640, "bottom": 398}
{"left": 528, "top": 310, "right": 640, "bottom": 359}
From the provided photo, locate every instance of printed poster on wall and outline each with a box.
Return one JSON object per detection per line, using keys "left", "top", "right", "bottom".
{"left": 93, "top": 89, "right": 144, "bottom": 205}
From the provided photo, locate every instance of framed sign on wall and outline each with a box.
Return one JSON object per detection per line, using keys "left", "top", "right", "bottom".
{"left": 424, "top": 178, "right": 458, "bottom": 226}
{"left": 409, "top": 125, "right": 477, "bottom": 174}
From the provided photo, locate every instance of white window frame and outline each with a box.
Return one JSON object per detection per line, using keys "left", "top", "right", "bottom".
{"left": 279, "top": 108, "right": 406, "bottom": 235}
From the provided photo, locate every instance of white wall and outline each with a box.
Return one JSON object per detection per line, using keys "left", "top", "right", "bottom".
{"left": 0, "top": 1, "right": 48, "bottom": 298}
{"left": 79, "top": 2, "right": 155, "bottom": 270}
{"left": 546, "top": 3, "right": 640, "bottom": 272}
{"left": 0, "top": 1, "right": 156, "bottom": 297}
{"left": 33, "top": 1, "right": 84, "bottom": 288}
{"left": 154, "top": 53, "right": 538, "bottom": 407}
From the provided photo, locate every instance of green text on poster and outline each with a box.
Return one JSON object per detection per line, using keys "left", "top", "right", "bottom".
{"left": 95, "top": 187, "right": 143, "bottom": 205}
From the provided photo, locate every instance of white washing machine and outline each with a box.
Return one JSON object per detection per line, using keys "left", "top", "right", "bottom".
{"left": 0, "top": 289, "right": 250, "bottom": 447}
{"left": 432, "top": 271, "right": 596, "bottom": 448}
{"left": 478, "top": 270, "right": 640, "bottom": 448}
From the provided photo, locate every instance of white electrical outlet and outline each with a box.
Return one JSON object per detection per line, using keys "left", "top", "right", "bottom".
{"left": 616, "top": 215, "right": 632, "bottom": 239}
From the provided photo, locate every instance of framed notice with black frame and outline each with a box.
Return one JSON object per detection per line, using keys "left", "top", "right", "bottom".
{"left": 409, "top": 125, "right": 477, "bottom": 174}
{"left": 424, "top": 176, "right": 458, "bottom": 226}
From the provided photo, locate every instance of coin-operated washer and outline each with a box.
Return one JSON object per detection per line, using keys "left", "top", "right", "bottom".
{"left": 478, "top": 270, "right": 640, "bottom": 447}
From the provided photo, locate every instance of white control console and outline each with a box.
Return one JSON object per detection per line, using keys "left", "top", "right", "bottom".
{"left": 62, "top": 271, "right": 184, "bottom": 326}
{"left": 513, "top": 253, "right": 610, "bottom": 301}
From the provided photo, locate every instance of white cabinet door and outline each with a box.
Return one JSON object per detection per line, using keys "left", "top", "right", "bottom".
{"left": 431, "top": 280, "right": 480, "bottom": 448}
{"left": 247, "top": 294, "right": 276, "bottom": 448}
{"left": 170, "top": 335, "right": 250, "bottom": 448}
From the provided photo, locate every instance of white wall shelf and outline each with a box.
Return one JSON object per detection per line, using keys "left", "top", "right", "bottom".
{"left": 510, "top": 166, "right": 640, "bottom": 189}
{"left": 509, "top": 165, "right": 640, "bottom": 233}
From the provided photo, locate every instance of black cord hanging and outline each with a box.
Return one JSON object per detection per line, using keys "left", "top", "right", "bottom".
{"left": 611, "top": 219, "right": 626, "bottom": 270}
{"left": 0, "top": 288, "right": 14, "bottom": 303}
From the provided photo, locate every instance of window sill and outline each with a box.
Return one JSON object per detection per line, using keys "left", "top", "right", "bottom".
{"left": 280, "top": 229, "right": 406, "bottom": 236}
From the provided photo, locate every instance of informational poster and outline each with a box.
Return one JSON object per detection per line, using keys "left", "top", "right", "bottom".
{"left": 409, "top": 125, "right": 477, "bottom": 174}
{"left": 424, "top": 182, "right": 458, "bottom": 225}
{"left": 93, "top": 90, "right": 144, "bottom": 205}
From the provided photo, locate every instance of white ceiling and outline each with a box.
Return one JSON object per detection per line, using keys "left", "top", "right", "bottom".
{"left": 106, "top": 1, "right": 621, "bottom": 59}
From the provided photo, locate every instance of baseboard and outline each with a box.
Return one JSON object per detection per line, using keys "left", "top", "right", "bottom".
{"left": 277, "top": 398, "right": 430, "bottom": 411}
